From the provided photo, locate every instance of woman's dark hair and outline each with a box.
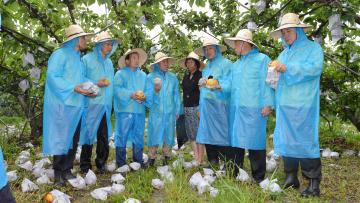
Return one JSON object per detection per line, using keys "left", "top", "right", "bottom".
{"left": 125, "top": 52, "right": 139, "bottom": 61}
{"left": 185, "top": 58, "right": 200, "bottom": 70}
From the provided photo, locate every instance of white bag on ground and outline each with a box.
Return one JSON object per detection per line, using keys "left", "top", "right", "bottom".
{"left": 204, "top": 175, "right": 216, "bottom": 185}
{"left": 111, "top": 183, "right": 125, "bottom": 194}
{"left": 44, "top": 169, "right": 55, "bottom": 180}
{"left": 143, "top": 153, "right": 149, "bottom": 164}
{"left": 151, "top": 178, "right": 164, "bottom": 190}
{"left": 33, "top": 158, "right": 51, "bottom": 169}
{"left": 91, "top": 188, "right": 108, "bottom": 201}
{"left": 197, "top": 180, "right": 210, "bottom": 195}
{"left": 183, "top": 162, "right": 193, "bottom": 169}
{"left": 21, "top": 178, "right": 39, "bottom": 192}
{"left": 236, "top": 168, "right": 250, "bottom": 182}
{"left": 111, "top": 173, "right": 125, "bottom": 184}
{"left": 209, "top": 187, "right": 219, "bottom": 197}
{"left": 85, "top": 169, "right": 97, "bottom": 185}
{"left": 106, "top": 160, "right": 117, "bottom": 172}
{"left": 156, "top": 165, "right": 170, "bottom": 176}
{"left": 203, "top": 168, "right": 214, "bottom": 176}
{"left": 342, "top": 149, "right": 355, "bottom": 157}
{"left": 189, "top": 172, "right": 203, "bottom": 188}
{"left": 18, "top": 160, "right": 33, "bottom": 171}
{"left": 266, "top": 157, "right": 277, "bottom": 172}
{"left": 161, "top": 171, "right": 174, "bottom": 182}
{"left": 260, "top": 178, "right": 282, "bottom": 193}
{"left": 32, "top": 167, "right": 46, "bottom": 178}
{"left": 7, "top": 170, "right": 17, "bottom": 182}
{"left": 68, "top": 175, "right": 86, "bottom": 190}
{"left": 322, "top": 148, "right": 331, "bottom": 157}
{"left": 36, "top": 174, "right": 52, "bottom": 185}
{"left": 50, "top": 189, "right": 71, "bottom": 203}
{"left": 117, "top": 165, "right": 130, "bottom": 173}
{"left": 123, "top": 198, "right": 141, "bottom": 203}
{"left": 330, "top": 151, "right": 339, "bottom": 158}
{"left": 129, "top": 162, "right": 141, "bottom": 171}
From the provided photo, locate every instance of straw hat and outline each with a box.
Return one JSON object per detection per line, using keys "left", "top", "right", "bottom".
{"left": 149, "top": 52, "right": 177, "bottom": 68}
{"left": 63, "top": 24, "right": 93, "bottom": 43}
{"left": 224, "top": 29, "right": 259, "bottom": 49}
{"left": 94, "top": 31, "right": 120, "bottom": 44}
{"left": 118, "top": 48, "right": 148, "bottom": 69}
{"left": 270, "top": 13, "right": 312, "bottom": 39}
{"left": 178, "top": 52, "right": 205, "bottom": 69}
{"left": 194, "top": 38, "right": 227, "bottom": 56}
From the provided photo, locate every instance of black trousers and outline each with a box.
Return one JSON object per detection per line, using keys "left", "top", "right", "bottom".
{"left": 283, "top": 156, "right": 322, "bottom": 180}
{"left": 205, "top": 144, "right": 233, "bottom": 164}
{"left": 228, "top": 147, "right": 266, "bottom": 183}
{"left": 53, "top": 119, "right": 81, "bottom": 172}
{"left": 0, "top": 184, "right": 16, "bottom": 203}
{"left": 80, "top": 114, "right": 109, "bottom": 171}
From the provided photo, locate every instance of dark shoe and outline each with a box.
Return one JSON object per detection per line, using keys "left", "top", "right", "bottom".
{"left": 62, "top": 170, "right": 76, "bottom": 180}
{"left": 163, "top": 156, "right": 171, "bottom": 165}
{"left": 148, "top": 159, "right": 156, "bottom": 167}
{"left": 80, "top": 168, "right": 90, "bottom": 174}
{"left": 97, "top": 166, "right": 106, "bottom": 174}
{"left": 301, "top": 179, "right": 320, "bottom": 197}
{"left": 284, "top": 172, "right": 300, "bottom": 189}
{"left": 54, "top": 171, "right": 65, "bottom": 186}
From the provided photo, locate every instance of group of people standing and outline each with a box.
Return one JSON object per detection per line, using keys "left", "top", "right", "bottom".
{"left": 0, "top": 12, "right": 324, "bottom": 201}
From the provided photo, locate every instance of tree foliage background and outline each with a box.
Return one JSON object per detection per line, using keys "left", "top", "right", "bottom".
{"left": 0, "top": 0, "right": 359, "bottom": 140}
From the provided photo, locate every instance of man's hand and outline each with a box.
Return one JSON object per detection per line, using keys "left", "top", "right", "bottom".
{"left": 74, "top": 85, "right": 97, "bottom": 97}
{"left": 261, "top": 106, "right": 272, "bottom": 117}
{"left": 275, "top": 63, "right": 286, "bottom": 73}
{"left": 97, "top": 79, "right": 109, "bottom": 87}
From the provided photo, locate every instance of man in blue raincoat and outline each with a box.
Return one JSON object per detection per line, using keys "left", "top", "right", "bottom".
{"left": 194, "top": 38, "right": 232, "bottom": 166}
{"left": 145, "top": 52, "right": 181, "bottom": 166}
{"left": 114, "top": 48, "right": 148, "bottom": 167}
{"left": 223, "top": 29, "right": 274, "bottom": 182}
{"left": 0, "top": 147, "right": 16, "bottom": 203}
{"left": 270, "top": 13, "right": 324, "bottom": 197}
{"left": 42, "top": 25, "right": 94, "bottom": 186}
{"left": 79, "top": 31, "right": 118, "bottom": 173}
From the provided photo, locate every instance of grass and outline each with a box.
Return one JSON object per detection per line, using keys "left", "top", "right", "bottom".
{"left": 1, "top": 116, "right": 360, "bottom": 202}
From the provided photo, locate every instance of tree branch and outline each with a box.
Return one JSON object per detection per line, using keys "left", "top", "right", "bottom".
{"left": 63, "top": 0, "right": 76, "bottom": 24}
{"left": 1, "top": 26, "right": 52, "bottom": 52}
{"left": 17, "top": 0, "right": 61, "bottom": 42}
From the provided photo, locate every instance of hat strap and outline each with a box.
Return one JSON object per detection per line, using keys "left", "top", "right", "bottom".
{"left": 67, "top": 31, "right": 84, "bottom": 38}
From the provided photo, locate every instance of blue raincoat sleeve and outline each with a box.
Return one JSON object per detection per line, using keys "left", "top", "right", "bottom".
{"left": 0, "top": 148, "right": 8, "bottom": 189}
{"left": 114, "top": 70, "right": 133, "bottom": 107}
{"left": 46, "top": 51, "right": 77, "bottom": 102}
{"left": 282, "top": 45, "right": 323, "bottom": 86}
{"left": 260, "top": 55, "right": 274, "bottom": 107}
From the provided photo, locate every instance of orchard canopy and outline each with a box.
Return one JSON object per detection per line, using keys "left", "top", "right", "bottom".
{"left": 0, "top": 0, "right": 359, "bottom": 138}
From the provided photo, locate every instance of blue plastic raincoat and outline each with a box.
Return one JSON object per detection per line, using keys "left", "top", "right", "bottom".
{"left": 79, "top": 41, "right": 118, "bottom": 145}
{"left": 226, "top": 48, "right": 274, "bottom": 150}
{"left": 42, "top": 38, "right": 86, "bottom": 155}
{"left": 196, "top": 46, "right": 232, "bottom": 146}
{"left": 145, "top": 64, "right": 181, "bottom": 147}
{"left": 0, "top": 147, "right": 8, "bottom": 189}
{"left": 114, "top": 66, "right": 147, "bottom": 148}
{"left": 273, "top": 28, "right": 324, "bottom": 158}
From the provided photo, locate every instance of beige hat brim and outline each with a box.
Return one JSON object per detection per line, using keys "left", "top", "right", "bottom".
{"left": 270, "top": 23, "right": 312, "bottom": 39}
{"left": 194, "top": 44, "right": 227, "bottom": 56}
{"left": 62, "top": 32, "right": 94, "bottom": 44}
{"left": 95, "top": 38, "right": 121, "bottom": 44}
{"left": 224, "top": 37, "right": 259, "bottom": 49}
{"left": 178, "top": 57, "right": 205, "bottom": 69}
{"left": 149, "top": 57, "right": 177, "bottom": 70}
{"left": 118, "top": 48, "right": 148, "bottom": 69}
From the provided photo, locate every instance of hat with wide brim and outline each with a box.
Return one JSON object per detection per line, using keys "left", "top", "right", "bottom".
{"left": 225, "top": 29, "right": 259, "bottom": 49}
{"left": 94, "top": 31, "right": 121, "bottom": 44}
{"left": 118, "top": 48, "right": 148, "bottom": 69}
{"left": 149, "top": 52, "right": 177, "bottom": 69}
{"left": 63, "top": 24, "right": 94, "bottom": 44}
{"left": 194, "top": 38, "right": 227, "bottom": 56}
{"left": 270, "top": 13, "right": 312, "bottom": 39}
{"left": 178, "top": 51, "right": 205, "bottom": 69}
